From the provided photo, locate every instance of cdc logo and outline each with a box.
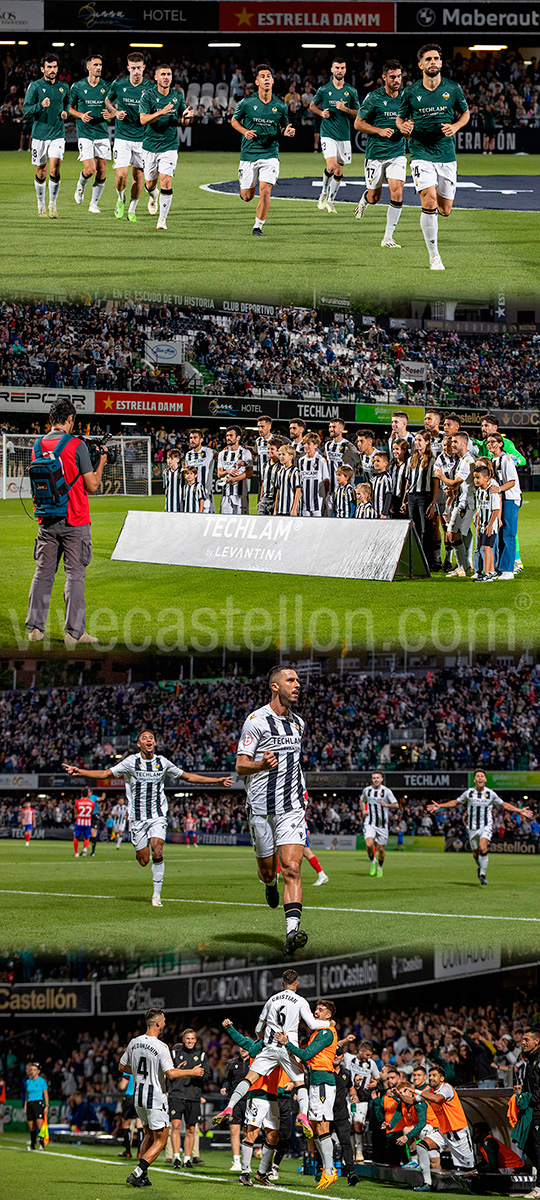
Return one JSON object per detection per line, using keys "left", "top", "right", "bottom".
{"left": 417, "top": 6, "right": 436, "bottom": 26}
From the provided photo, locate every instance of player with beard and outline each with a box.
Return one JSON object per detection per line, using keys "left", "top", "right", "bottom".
{"left": 23, "top": 53, "right": 68, "bottom": 218}
{"left": 310, "top": 57, "right": 359, "bottom": 213}
{"left": 354, "top": 60, "right": 406, "bottom": 247}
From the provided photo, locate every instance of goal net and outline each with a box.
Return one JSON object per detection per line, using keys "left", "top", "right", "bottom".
{"left": 1, "top": 434, "right": 152, "bottom": 499}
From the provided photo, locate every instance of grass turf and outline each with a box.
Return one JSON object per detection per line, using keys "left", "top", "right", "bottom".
{"left": 1, "top": 494, "right": 538, "bottom": 654}
{"left": 1, "top": 150, "right": 539, "bottom": 303}
{"left": 0, "top": 841, "right": 539, "bottom": 957}
{"left": 0, "top": 1138, "right": 409, "bottom": 1200}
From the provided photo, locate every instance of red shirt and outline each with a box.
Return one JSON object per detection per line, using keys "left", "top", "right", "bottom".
{"left": 32, "top": 432, "right": 91, "bottom": 526}
{"left": 74, "top": 797, "right": 95, "bottom": 826}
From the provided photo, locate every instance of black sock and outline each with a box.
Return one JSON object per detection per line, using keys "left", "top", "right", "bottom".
{"left": 91, "top": 836, "right": 97, "bottom": 854}
{"left": 123, "top": 1129, "right": 131, "bottom": 1153}
{"left": 139, "top": 1158, "right": 149, "bottom": 1174}
{"left": 30, "top": 1128, "right": 37, "bottom": 1148}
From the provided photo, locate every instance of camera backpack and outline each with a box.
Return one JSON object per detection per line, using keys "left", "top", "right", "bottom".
{"left": 29, "top": 433, "right": 81, "bottom": 519}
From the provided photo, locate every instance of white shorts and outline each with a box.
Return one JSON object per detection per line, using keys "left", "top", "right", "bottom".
{"left": 78, "top": 137, "right": 111, "bottom": 161}
{"left": 363, "top": 822, "right": 388, "bottom": 846}
{"left": 245, "top": 1094, "right": 280, "bottom": 1131}
{"left": 467, "top": 824, "right": 492, "bottom": 849}
{"left": 418, "top": 1124, "right": 445, "bottom": 1151}
{"left": 364, "top": 155, "right": 407, "bottom": 189}
{"left": 302, "top": 507, "right": 323, "bottom": 518}
{"left": 113, "top": 137, "right": 144, "bottom": 170}
{"left": 442, "top": 1127, "right": 474, "bottom": 1169}
{"left": 250, "top": 1044, "right": 304, "bottom": 1085}
{"left": 136, "top": 1099, "right": 169, "bottom": 1131}
{"left": 144, "top": 149, "right": 178, "bottom": 180}
{"left": 309, "top": 1082, "right": 336, "bottom": 1123}
{"left": 410, "top": 158, "right": 457, "bottom": 199}
{"left": 31, "top": 137, "right": 65, "bottom": 165}
{"left": 321, "top": 137, "right": 352, "bottom": 166}
{"left": 220, "top": 494, "right": 246, "bottom": 515}
{"left": 130, "top": 817, "right": 167, "bottom": 852}
{"left": 447, "top": 500, "right": 474, "bottom": 536}
{"left": 249, "top": 809, "right": 307, "bottom": 859}
{"left": 239, "top": 157, "right": 280, "bottom": 189}
{"left": 114, "top": 821, "right": 127, "bottom": 834}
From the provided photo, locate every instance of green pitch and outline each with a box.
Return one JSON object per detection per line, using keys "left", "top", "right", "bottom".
{"left": 0, "top": 1138, "right": 412, "bottom": 1200}
{"left": 1, "top": 150, "right": 538, "bottom": 303}
{"left": 1, "top": 494, "right": 538, "bottom": 654}
{"left": 0, "top": 841, "right": 539, "bottom": 957}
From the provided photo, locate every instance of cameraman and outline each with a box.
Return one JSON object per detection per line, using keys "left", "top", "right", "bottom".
{"left": 26, "top": 399, "right": 108, "bottom": 645}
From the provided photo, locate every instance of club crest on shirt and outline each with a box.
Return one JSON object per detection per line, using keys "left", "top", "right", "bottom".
{"left": 242, "top": 733, "right": 254, "bottom": 745}
{"left": 443, "top": 92, "right": 450, "bottom": 99}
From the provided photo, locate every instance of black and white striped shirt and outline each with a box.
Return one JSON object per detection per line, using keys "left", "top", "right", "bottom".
{"left": 110, "top": 754, "right": 184, "bottom": 824}
{"left": 298, "top": 452, "right": 330, "bottom": 514}
{"left": 332, "top": 482, "right": 356, "bottom": 518}
{"left": 217, "top": 446, "right": 253, "bottom": 500}
{"left": 185, "top": 446, "right": 214, "bottom": 492}
{"left": 183, "top": 481, "right": 206, "bottom": 513}
{"left": 361, "top": 450, "right": 377, "bottom": 481}
{"left": 361, "top": 784, "right": 398, "bottom": 829}
{"left": 355, "top": 501, "right": 375, "bottom": 519}
{"left": 237, "top": 703, "right": 306, "bottom": 817}
{"left": 406, "top": 456, "right": 434, "bottom": 497}
{"left": 260, "top": 459, "right": 281, "bottom": 506}
{"left": 275, "top": 464, "right": 301, "bottom": 515}
{"left": 388, "top": 431, "right": 415, "bottom": 457}
{"left": 255, "top": 435, "right": 271, "bottom": 479}
{"left": 371, "top": 471, "right": 393, "bottom": 518}
{"left": 163, "top": 467, "right": 183, "bottom": 512}
{"left": 120, "top": 1034, "right": 174, "bottom": 1111}
{"left": 475, "top": 484, "right": 500, "bottom": 534}
{"left": 390, "top": 460, "right": 408, "bottom": 510}
{"left": 457, "top": 787, "right": 503, "bottom": 832}
{"left": 325, "top": 438, "right": 359, "bottom": 492}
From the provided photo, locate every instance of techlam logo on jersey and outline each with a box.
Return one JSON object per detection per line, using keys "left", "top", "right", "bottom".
{"left": 193, "top": 972, "right": 254, "bottom": 1006}
{"left": 320, "top": 957, "right": 378, "bottom": 995}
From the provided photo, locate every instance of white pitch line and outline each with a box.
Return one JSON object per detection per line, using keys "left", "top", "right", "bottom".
{"left": 0, "top": 887, "right": 539, "bottom": 923}
{"left": 0, "top": 1142, "right": 316, "bottom": 1196}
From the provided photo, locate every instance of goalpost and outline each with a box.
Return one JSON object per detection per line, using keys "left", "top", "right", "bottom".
{"left": 1, "top": 434, "right": 152, "bottom": 500}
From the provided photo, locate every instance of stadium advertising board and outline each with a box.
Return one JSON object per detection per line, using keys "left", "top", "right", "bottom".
{"left": 219, "top": 1, "right": 394, "bottom": 32}
{"left": 94, "top": 391, "right": 192, "bottom": 416}
{"left": 112, "top": 510, "right": 430, "bottom": 580}
{"left": 0, "top": 984, "right": 94, "bottom": 1015}
{"left": 99, "top": 977, "right": 190, "bottom": 1015}
{"left": 399, "top": 362, "right": 429, "bottom": 383}
{"left": 397, "top": 2, "right": 540, "bottom": 34}
{"left": 45, "top": 1, "right": 219, "bottom": 31}
{"left": 471, "top": 771, "right": 540, "bottom": 789}
{"left": 305, "top": 770, "right": 469, "bottom": 789}
{"left": 0, "top": 387, "right": 94, "bottom": 414}
{"left": 355, "top": 403, "right": 425, "bottom": 425}
{"left": 145, "top": 340, "right": 185, "bottom": 366}
{"left": 192, "top": 396, "right": 280, "bottom": 420}
{"left": 0, "top": 1, "right": 43, "bottom": 29}
{"left": 434, "top": 947, "right": 502, "bottom": 978}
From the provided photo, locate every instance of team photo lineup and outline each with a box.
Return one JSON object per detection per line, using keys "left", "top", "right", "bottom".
{"left": 2, "top": 2, "right": 540, "bottom": 1197}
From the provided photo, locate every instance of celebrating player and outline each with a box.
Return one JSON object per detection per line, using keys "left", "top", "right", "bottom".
{"left": 276, "top": 999, "right": 339, "bottom": 1191}
{"left": 310, "top": 57, "right": 359, "bottom": 213}
{"left": 396, "top": 43, "right": 469, "bottom": 270}
{"left": 69, "top": 54, "right": 111, "bottom": 214}
{"left": 232, "top": 65, "right": 295, "bottom": 237}
{"left": 236, "top": 667, "right": 309, "bottom": 955}
{"left": 120, "top": 1007, "right": 205, "bottom": 1189}
{"left": 106, "top": 52, "right": 146, "bottom": 222}
{"left": 427, "top": 769, "right": 532, "bottom": 885}
{"left": 419, "top": 1066, "right": 474, "bottom": 1173}
{"left": 139, "top": 64, "right": 194, "bottom": 231}
{"left": 361, "top": 770, "right": 399, "bottom": 877}
{"left": 22, "top": 52, "right": 68, "bottom": 218}
{"left": 354, "top": 59, "right": 406, "bottom": 248}
{"left": 62, "top": 729, "right": 232, "bottom": 905}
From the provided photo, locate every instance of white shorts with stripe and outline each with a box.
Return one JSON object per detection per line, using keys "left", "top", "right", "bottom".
{"left": 442, "top": 1126, "right": 474, "bottom": 1168}
{"left": 309, "top": 1082, "right": 336, "bottom": 1122}
{"left": 467, "top": 823, "right": 492, "bottom": 850}
{"left": 363, "top": 822, "right": 388, "bottom": 847}
{"left": 113, "top": 137, "right": 144, "bottom": 170}
{"left": 130, "top": 817, "right": 167, "bottom": 852}
{"left": 321, "top": 137, "right": 351, "bottom": 166}
{"left": 135, "top": 1098, "right": 169, "bottom": 1130}
{"left": 410, "top": 158, "right": 457, "bottom": 199}
{"left": 249, "top": 809, "right": 306, "bottom": 859}
{"left": 239, "top": 156, "right": 280, "bottom": 189}
{"left": 245, "top": 1094, "right": 280, "bottom": 1131}
{"left": 32, "top": 137, "right": 65, "bottom": 165}
{"left": 418, "top": 1123, "right": 445, "bottom": 1151}
{"left": 78, "top": 136, "right": 111, "bottom": 161}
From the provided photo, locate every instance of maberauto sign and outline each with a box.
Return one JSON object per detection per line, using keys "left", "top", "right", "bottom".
{"left": 398, "top": 3, "right": 540, "bottom": 32}
{"left": 0, "top": 387, "right": 94, "bottom": 413}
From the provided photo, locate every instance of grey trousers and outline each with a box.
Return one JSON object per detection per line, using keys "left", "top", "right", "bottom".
{"left": 26, "top": 520, "right": 92, "bottom": 639}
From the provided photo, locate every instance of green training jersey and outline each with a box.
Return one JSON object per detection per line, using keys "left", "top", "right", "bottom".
{"left": 140, "top": 85, "right": 187, "bottom": 153}
{"left": 398, "top": 76, "right": 468, "bottom": 162}
{"left": 312, "top": 80, "right": 359, "bottom": 141}
{"left": 234, "top": 93, "right": 289, "bottom": 161}
{"left": 23, "top": 78, "right": 68, "bottom": 140}
{"left": 107, "top": 75, "right": 145, "bottom": 142}
{"left": 357, "top": 86, "right": 406, "bottom": 161}
{"left": 69, "top": 77, "right": 110, "bottom": 140}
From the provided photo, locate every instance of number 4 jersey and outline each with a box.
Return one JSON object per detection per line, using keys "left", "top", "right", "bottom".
{"left": 120, "top": 1034, "right": 173, "bottom": 1109}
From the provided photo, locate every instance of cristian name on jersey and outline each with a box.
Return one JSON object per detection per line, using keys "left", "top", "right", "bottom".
{"left": 398, "top": 78, "right": 468, "bottom": 162}
{"left": 69, "top": 78, "right": 110, "bottom": 139}
{"left": 23, "top": 78, "right": 68, "bottom": 140}
{"left": 107, "top": 76, "right": 145, "bottom": 140}
{"left": 357, "top": 87, "right": 406, "bottom": 160}
{"left": 234, "top": 94, "right": 289, "bottom": 161}
{"left": 237, "top": 704, "right": 305, "bottom": 816}
{"left": 312, "top": 81, "right": 360, "bottom": 140}
{"left": 139, "top": 85, "right": 187, "bottom": 152}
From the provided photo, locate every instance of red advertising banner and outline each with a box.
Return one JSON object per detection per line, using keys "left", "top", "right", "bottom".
{"left": 219, "top": 1, "right": 394, "bottom": 32}
{"left": 95, "top": 392, "right": 192, "bottom": 416}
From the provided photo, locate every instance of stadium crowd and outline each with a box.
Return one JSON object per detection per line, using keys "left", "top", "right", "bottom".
{"left": 1, "top": 301, "right": 539, "bottom": 412}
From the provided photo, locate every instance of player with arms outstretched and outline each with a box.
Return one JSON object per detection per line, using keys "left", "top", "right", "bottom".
{"left": 427, "top": 768, "right": 531, "bottom": 885}
{"left": 69, "top": 54, "right": 111, "bottom": 214}
{"left": 139, "top": 64, "right": 194, "bottom": 231}
{"left": 63, "top": 728, "right": 232, "bottom": 904}
{"left": 310, "top": 57, "right": 359, "bottom": 214}
{"left": 396, "top": 43, "right": 469, "bottom": 270}
{"left": 354, "top": 59, "right": 406, "bottom": 248}
{"left": 106, "top": 51, "right": 146, "bottom": 222}
{"left": 22, "top": 52, "right": 68, "bottom": 218}
{"left": 232, "top": 65, "right": 295, "bottom": 237}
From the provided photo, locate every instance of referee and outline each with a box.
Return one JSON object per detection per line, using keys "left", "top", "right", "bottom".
{"left": 24, "top": 1063, "right": 48, "bottom": 1152}
{"left": 169, "top": 1030, "right": 210, "bottom": 1169}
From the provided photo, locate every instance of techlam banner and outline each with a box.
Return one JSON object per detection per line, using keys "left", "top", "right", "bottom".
{"left": 112, "top": 511, "right": 431, "bottom": 581}
{"left": 219, "top": 1, "right": 394, "bottom": 32}
{"left": 94, "top": 391, "right": 192, "bottom": 416}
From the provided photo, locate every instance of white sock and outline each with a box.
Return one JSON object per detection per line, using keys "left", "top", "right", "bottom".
{"left": 385, "top": 202, "right": 402, "bottom": 237}
{"left": 316, "top": 1134, "right": 334, "bottom": 1175}
{"left": 78, "top": 170, "right": 91, "bottom": 192}
{"left": 151, "top": 859, "right": 165, "bottom": 897}
{"left": 420, "top": 209, "right": 438, "bottom": 256}
{"left": 129, "top": 198, "right": 139, "bottom": 212}
{"left": 479, "top": 853, "right": 488, "bottom": 875}
{"left": 233, "top": 1155, "right": 242, "bottom": 1166}
{"left": 297, "top": 1086, "right": 308, "bottom": 1116}
{"left": 49, "top": 177, "right": 60, "bottom": 204}
{"left": 321, "top": 170, "right": 332, "bottom": 195}
{"left": 355, "top": 1131, "right": 363, "bottom": 1154}
{"left": 229, "top": 1078, "right": 250, "bottom": 1108}
{"left": 184, "top": 1156, "right": 191, "bottom": 1165}
{"left": 254, "top": 217, "right": 265, "bottom": 229}
{"left": 285, "top": 911, "right": 300, "bottom": 935}
{"left": 35, "top": 178, "right": 46, "bottom": 204}
{"left": 92, "top": 180, "right": 105, "bottom": 204}
{"left": 116, "top": 186, "right": 126, "bottom": 202}
{"left": 417, "top": 1145, "right": 432, "bottom": 1184}
{"left": 116, "top": 835, "right": 122, "bottom": 847}
{"left": 159, "top": 191, "right": 172, "bottom": 220}
{"left": 259, "top": 1142, "right": 275, "bottom": 1175}
{"left": 241, "top": 1142, "right": 254, "bottom": 1172}
{"left": 327, "top": 175, "right": 342, "bottom": 201}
